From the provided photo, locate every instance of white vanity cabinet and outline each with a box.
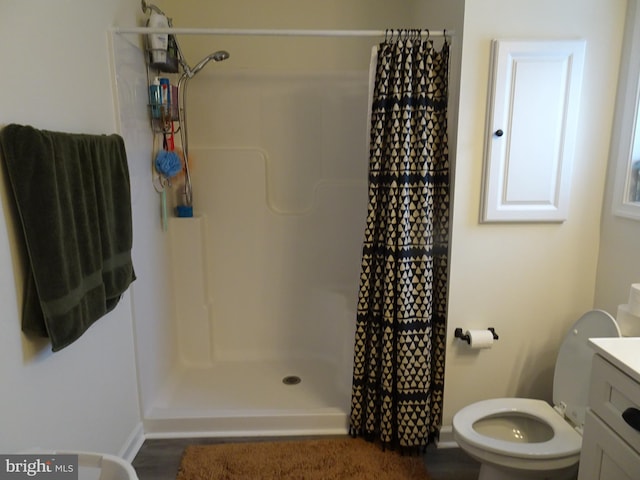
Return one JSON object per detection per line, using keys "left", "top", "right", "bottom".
{"left": 578, "top": 338, "right": 640, "bottom": 480}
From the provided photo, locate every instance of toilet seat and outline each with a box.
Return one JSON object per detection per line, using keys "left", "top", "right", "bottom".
{"left": 453, "top": 397, "right": 581, "bottom": 459}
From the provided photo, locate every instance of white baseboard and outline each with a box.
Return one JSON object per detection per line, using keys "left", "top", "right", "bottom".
{"left": 123, "top": 420, "right": 459, "bottom": 457}
{"left": 436, "top": 425, "right": 459, "bottom": 449}
{"left": 142, "top": 409, "right": 349, "bottom": 439}
{"left": 119, "top": 422, "right": 145, "bottom": 462}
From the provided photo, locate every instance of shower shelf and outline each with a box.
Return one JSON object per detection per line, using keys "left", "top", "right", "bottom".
{"left": 144, "top": 32, "right": 182, "bottom": 134}
{"left": 145, "top": 64, "right": 180, "bottom": 134}
{"left": 147, "top": 100, "right": 180, "bottom": 134}
{"left": 148, "top": 102, "right": 178, "bottom": 124}
{"left": 147, "top": 49, "right": 179, "bottom": 73}
{"left": 145, "top": 33, "right": 180, "bottom": 73}
{"left": 149, "top": 117, "right": 180, "bottom": 135}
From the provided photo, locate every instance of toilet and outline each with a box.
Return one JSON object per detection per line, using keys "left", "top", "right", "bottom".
{"left": 452, "top": 310, "right": 621, "bottom": 480}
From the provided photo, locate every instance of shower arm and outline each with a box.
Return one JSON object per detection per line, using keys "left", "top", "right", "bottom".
{"left": 140, "top": 0, "right": 165, "bottom": 16}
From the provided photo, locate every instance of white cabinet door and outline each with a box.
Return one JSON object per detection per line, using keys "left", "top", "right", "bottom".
{"left": 579, "top": 410, "right": 640, "bottom": 480}
{"left": 481, "top": 39, "right": 585, "bottom": 223}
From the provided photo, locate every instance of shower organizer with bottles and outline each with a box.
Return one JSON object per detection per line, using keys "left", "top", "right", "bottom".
{"left": 147, "top": 37, "right": 180, "bottom": 134}
{"left": 144, "top": 11, "right": 190, "bottom": 225}
{"left": 142, "top": 1, "right": 230, "bottom": 225}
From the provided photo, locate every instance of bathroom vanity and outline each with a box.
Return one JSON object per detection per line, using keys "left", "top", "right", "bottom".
{"left": 578, "top": 338, "right": 640, "bottom": 479}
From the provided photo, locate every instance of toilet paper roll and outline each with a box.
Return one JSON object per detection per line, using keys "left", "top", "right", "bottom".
{"left": 617, "top": 304, "right": 640, "bottom": 337}
{"left": 628, "top": 284, "right": 640, "bottom": 316}
{"left": 465, "top": 330, "right": 494, "bottom": 349}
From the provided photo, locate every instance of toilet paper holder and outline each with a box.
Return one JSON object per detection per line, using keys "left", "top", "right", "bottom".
{"left": 454, "top": 327, "right": 499, "bottom": 344}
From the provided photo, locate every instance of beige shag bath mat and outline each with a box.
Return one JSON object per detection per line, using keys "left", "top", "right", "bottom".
{"left": 177, "top": 437, "right": 432, "bottom": 480}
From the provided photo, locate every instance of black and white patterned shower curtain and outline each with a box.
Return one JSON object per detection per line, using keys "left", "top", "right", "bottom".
{"left": 350, "top": 31, "right": 450, "bottom": 451}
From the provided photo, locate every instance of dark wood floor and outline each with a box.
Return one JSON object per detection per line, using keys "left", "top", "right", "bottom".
{"left": 132, "top": 436, "right": 480, "bottom": 480}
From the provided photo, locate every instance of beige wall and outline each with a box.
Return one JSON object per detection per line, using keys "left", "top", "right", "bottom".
{"left": 443, "top": 0, "right": 627, "bottom": 428}
{"left": 159, "top": 0, "right": 443, "bottom": 73}
{"left": 594, "top": 0, "right": 640, "bottom": 317}
{"left": 0, "top": 0, "right": 142, "bottom": 455}
{"left": 596, "top": 216, "right": 640, "bottom": 313}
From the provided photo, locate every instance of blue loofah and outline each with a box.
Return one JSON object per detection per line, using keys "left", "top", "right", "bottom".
{"left": 155, "top": 150, "right": 182, "bottom": 178}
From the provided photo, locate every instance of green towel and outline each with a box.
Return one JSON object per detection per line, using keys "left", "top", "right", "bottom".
{"left": 0, "top": 124, "right": 136, "bottom": 351}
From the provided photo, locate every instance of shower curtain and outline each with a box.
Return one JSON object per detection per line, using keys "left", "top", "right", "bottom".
{"left": 350, "top": 31, "right": 450, "bottom": 451}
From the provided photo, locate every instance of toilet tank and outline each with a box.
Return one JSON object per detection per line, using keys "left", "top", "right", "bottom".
{"left": 552, "top": 310, "right": 621, "bottom": 429}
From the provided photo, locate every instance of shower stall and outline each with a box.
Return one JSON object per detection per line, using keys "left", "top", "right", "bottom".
{"left": 110, "top": 0, "right": 457, "bottom": 438}
{"left": 159, "top": 59, "right": 369, "bottom": 432}
{"left": 111, "top": 29, "right": 369, "bottom": 437}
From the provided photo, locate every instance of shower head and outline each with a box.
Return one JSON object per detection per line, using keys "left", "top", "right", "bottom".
{"left": 189, "top": 50, "right": 230, "bottom": 77}
{"left": 212, "top": 50, "right": 230, "bottom": 62}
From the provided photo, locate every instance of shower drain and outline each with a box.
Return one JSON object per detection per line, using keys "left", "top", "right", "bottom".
{"left": 282, "top": 375, "right": 302, "bottom": 385}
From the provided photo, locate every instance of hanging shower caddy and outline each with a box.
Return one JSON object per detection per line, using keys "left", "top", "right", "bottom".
{"left": 142, "top": 1, "right": 192, "bottom": 223}
{"left": 142, "top": 0, "right": 232, "bottom": 224}
{"left": 143, "top": 3, "right": 180, "bottom": 135}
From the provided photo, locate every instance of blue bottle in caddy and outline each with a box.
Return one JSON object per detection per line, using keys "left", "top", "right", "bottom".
{"left": 149, "top": 78, "right": 161, "bottom": 119}
{"left": 149, "top": 77, "right": 171, "bottom": 120}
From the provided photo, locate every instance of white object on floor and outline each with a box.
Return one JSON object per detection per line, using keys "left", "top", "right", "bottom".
{"left": 28, "top": 451, "right": 138, "bottom": 480}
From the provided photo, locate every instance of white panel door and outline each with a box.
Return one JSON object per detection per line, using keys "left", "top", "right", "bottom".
{"left": 481, "top": 39, "right": 585, "bottom": 222}
{"left": 579, "top": 410, "right": 640, "bottom": 480}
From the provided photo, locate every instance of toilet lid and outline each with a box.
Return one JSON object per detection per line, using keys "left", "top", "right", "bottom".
{"left": 553, "top": 309, "right": 620, "bottom": 428}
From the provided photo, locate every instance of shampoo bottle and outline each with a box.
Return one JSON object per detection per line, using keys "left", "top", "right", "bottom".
{"left": 147, "top": 11, "right": 169, "bottom": 65}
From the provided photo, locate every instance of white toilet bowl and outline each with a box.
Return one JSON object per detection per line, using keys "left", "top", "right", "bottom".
{"left": 454, "top": 398, "right": 581, "bottom": 479}
{"left": 452, "top": 310, "right": 621, "bottom": 480}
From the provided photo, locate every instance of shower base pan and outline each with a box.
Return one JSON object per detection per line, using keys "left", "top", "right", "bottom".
{"left": 143, "top": 358, "right": 350, "bottom": 438}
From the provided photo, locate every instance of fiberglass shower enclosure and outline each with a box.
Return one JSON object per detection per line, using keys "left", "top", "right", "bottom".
{"left": 112, "top": 27, "right": 369, "bottom": 435}
{"left": 112, "top": 2, "right": 453, "bottom": 436}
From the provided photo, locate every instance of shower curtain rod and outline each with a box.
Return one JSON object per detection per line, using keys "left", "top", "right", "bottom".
{"left": 113, "top": 26, "right": 453, "bottom": 38}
